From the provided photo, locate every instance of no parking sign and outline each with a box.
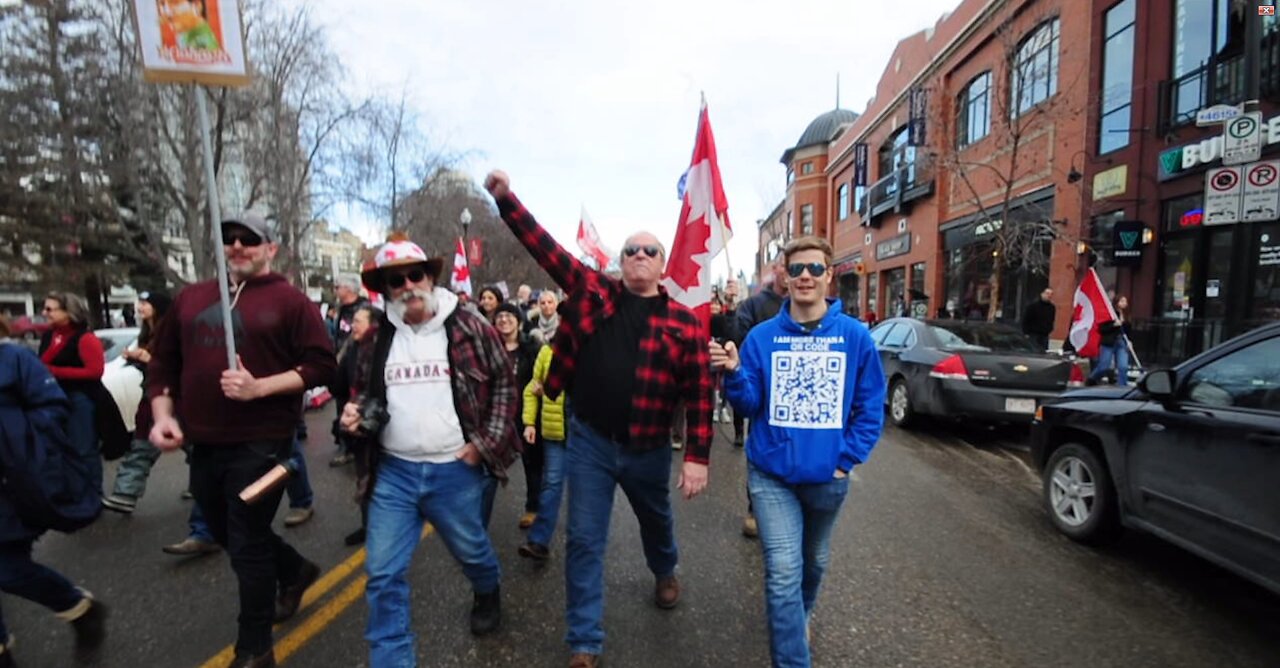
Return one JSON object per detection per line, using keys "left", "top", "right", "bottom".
{"left": 1242, "top": 161, "right": 1280, "bottom": 223}
{"left": 1204, "top": 166, "right": 1243, "bottom": 225}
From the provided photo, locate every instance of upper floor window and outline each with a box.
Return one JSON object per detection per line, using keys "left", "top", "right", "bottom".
{"left": 837, "top": 184, "right": 850, "bottom": 220}
{"left": 787, "top": 169, "right": 795, "bottom": 186}
{"left": 801, "top": 204, "right": 814, "bottom": 235}
{"left": 801, "top": 162, "right": 814, "bottom": 175}
{"left": 1099, "top": 0, "right": 1136, "bottom": 154}
{"left": 956, "top": 71, "right": 991, "bottom": 148}
{"left": 1011, "top": 18, "right": 1060, "bottom": 117}
{"left": 879, "top": 126, "right": 917, "bottom": 192}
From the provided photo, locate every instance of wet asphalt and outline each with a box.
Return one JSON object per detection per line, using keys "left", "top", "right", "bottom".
{"left": 5, "top": 412, "right": 1279, "bottom": 668}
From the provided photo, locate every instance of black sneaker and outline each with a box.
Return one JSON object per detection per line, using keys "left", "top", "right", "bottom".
{"left": 274, "top": 560, "right": 320, "bottom": 623}
{"left": 343, "top": 527, "right": 366, "bottom": 547}
{"left": 518, "top": 542, "right": 550, "bottom": 561}
{"left": 469, "top": 587, "right": 501, "bottom": 636}
{"left": 0, "top": 635, "right": 15, "bottom": 668}
{"left": 70, "top": 598, "right": 107, "bottom": 663}
{"left": 229, "top": 649, "right": 276, "bottom": 668}
{"left": 733, "top": 435, "right": 744, "bottom": 448}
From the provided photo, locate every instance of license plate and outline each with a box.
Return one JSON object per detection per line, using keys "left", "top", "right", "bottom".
{"left": 1005, "top": 398, "right": 1037, "bottom": 414}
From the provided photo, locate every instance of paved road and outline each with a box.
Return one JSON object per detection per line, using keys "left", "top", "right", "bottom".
{"left": 7, "top": 412, "right": 1279, "bottom": 667}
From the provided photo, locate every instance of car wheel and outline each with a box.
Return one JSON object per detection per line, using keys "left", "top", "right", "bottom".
{"left": 888, "top": 378, "right": 916, "bottom": 428}
{"left": 1043, "top": 443, "right": 1120, "bottom": 544}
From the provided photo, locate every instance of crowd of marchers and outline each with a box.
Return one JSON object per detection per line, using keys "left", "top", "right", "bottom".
{"left": 0, "top": 170, "right": 889, "bottom": 668}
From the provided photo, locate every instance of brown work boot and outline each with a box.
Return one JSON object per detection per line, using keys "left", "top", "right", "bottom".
{"left": 742, "top": 514, "right": 759, "bottom": 538}
{"left": 569, "top": 653, "right": 601, "bottom": 668}
{"left": 654, "top": 574, "right": 680, "bottom": 609}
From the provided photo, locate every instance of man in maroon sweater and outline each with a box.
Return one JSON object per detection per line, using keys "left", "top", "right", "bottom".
{"left": 147, "top": 212, "right": 336, "bottom": 668}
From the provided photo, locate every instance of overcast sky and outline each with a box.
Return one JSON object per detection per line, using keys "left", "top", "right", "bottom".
{"left": 301, "top": 0, "right": 963, "bottom": 282}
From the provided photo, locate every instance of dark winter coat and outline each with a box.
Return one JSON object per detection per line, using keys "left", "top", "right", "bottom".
{"left": 0, "top": 343, "right": 79, "bottom": 541}
{"left": 1021, "top": 299, "right": 1057, "bottom": 337}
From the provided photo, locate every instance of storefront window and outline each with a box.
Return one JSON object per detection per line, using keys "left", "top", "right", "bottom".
{"left": 885, "top": 267, "right": 907, "bottom": 318}
{"left": 838, "top": 273, "right": 861, "bottom": 316}
{"left": 1160, "top": 236, "right": 1196, "bottom": 317}
{"left": 1090, "top": 211, "right": 1124, "bottom": 291}
{"left": 910, "top": 262, "right": 928, "bottom": 316}
{"left": 1163, "top": 194, "right": 1204, "bottom": 232}
{"left": 867, "top": 272, "right": 879, "bottom": 318}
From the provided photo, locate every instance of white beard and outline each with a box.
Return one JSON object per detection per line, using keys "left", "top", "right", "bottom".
{"left": 388, "top": 288, "right": 439, "bottom": 323}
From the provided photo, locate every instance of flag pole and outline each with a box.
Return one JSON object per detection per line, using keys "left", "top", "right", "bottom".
{"left": 195, "top": 85, "right": 238, "bottom": 370}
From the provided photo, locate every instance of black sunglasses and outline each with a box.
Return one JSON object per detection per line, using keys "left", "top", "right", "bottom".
{"left": 385, "top": 267, "right": 427, "bottom": 289}
{"left": 623, "top": 244, "right": 661, "bottom": 259}
{"left": 787, "top": 262, "right": 828, "bottom": 278}
{"left": 222, "top": 228, "right": 264, "bottom": 248}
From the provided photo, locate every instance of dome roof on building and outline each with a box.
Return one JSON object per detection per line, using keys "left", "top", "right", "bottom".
{"left": 781, "top": 108, "right": 859, "bottom": 165}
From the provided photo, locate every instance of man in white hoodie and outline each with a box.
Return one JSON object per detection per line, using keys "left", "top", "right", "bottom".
{"left": 341, "top": 234, "right": 520, "bottom": 668}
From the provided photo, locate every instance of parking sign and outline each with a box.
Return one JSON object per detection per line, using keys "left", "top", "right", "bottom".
{"left": 1223, "top": 112, "right": 1263, "bottom": 165}
{"left": 1243, "top": 161, "right": 1280, "bottom": 223}
{"left": 1204, "top": 166, "right": 1244, "bottom": 225}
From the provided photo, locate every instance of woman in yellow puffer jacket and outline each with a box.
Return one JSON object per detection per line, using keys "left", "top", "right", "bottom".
{"left": 518, "top": 344, "right": 566, "bottom": 561}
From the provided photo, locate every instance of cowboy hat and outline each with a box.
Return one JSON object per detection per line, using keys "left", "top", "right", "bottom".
{"left": 361, "top": 232, "right": 446, "bottom": 294}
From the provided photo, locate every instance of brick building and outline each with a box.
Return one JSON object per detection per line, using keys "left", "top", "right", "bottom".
{"left": 816, "top": 0, "right": 1094, "bottom": 335}
{"left": 1079, "top": 0, "right": 1279, "bottom": 366}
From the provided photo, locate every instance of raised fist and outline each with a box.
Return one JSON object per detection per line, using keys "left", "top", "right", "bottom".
{"left": 484, "top": 170, "right": 510, "bottom": 200}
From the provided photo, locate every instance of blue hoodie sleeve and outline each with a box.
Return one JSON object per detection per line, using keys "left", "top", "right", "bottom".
{"left": 722, "top": 327, "right": 766, "bottom": 417}
{"left": 839, "top": 325, "right": 886, "bottom": 472}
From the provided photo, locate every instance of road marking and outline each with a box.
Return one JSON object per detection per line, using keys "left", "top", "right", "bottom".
{"left": 198, "top": 524, "right": 434, "bottom": 667}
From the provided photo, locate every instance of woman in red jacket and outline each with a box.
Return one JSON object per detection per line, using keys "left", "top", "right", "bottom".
{"left": 38, "top": 291, "right": 105, "bottom": 486}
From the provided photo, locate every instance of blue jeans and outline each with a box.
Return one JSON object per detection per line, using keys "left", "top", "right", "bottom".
{"left": 286, "top": 437, "right": 314, "bottom": 509}
{"left": 748, "top": 463, "right": 851, "bottom": 668}
{"left": 112, "top": 438, "right": 162, "bottom": 499}
{"left": 365, "top": 455, "right": 501, "bottom": 668}
{"left": 528, "top": 439, "right": 566, "bottom": 547}
{"left": 0, "top": 540, "right": 87, "bottom": 641}
{"left": 1090, "top": 338, "right": 1130, "bottom": 386}
{"left": 564, "top": 418, "right": 678, "bottom": 656}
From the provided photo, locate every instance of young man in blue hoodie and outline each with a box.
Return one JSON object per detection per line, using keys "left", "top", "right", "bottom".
{"left": 711, "top": 236, "right": 886, "bottom": 668}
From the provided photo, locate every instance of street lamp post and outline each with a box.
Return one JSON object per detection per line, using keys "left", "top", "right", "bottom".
{"left": 460, "top": 207, "right": 472, "bottom": 250}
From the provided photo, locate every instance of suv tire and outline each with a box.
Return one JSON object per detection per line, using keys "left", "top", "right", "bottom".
{"left": 1043, "top": 443, "right": 1120, "bottom": 544}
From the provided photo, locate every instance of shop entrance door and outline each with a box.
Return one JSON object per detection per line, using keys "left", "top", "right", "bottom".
{"left": 1246, "top": 223, "right": 1280, "bottom": 329}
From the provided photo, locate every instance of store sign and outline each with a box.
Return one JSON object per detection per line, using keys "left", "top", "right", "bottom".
{"left": 1092, "top": 165, "right": 1128, "bottom": 200}
{"left": 908, "top": 88, "right": 928, "bottom": 147}
{"left": 833, "top": 255, "right": 862, "bottom": 275}
{"left": 1242, "top": 160, "right": 1280, "bottom": 223}
{"left": 1260, "top": 232, "right": 1280, "bottom": 267}
{"left": 853, "top": 143, "right": 869, "bottom": 187}
{"left": 1204, "top": 166, "right": 1244, "bottom": 225}
{"left": 876, "top": 233, "right": 912, "bottom": 261}
{"left": 1158, "top": 114, "right": 1280, "bottom": 181}
{"left": 1111, "top": 220, "right": 1145, "bottom": 267}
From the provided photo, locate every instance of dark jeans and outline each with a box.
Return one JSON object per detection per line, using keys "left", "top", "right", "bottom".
{"left": 521, "top": 436, "right": 545, "bottom": 513}
{"left": 190, "top": 440, "right": 308, "bottom": 656}
{"left": 1030, "top": 333, "right": 1050, "bottom": 352}
{"left": 0, "top": 540, "right": 87, "bottom": 641}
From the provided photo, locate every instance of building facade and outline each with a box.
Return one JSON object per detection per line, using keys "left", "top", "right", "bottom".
{"left": 815, "top": 0, "right": 1092, "bottom": 334}
{"left": 1081, "top": 0, "right": 1279, "bottom": 366}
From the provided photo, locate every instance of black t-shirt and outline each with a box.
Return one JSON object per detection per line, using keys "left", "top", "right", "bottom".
{"left": 571, "top": 291, "right": 662, "bottom": 443}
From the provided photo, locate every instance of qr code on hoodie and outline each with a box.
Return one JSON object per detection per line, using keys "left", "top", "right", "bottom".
{"left": 769, "top": 351, "right": 846, "bottom": 429}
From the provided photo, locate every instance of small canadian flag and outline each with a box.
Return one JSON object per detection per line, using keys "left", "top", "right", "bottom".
{"left": 451, "top": 237, "right": 472, "bottom": 295}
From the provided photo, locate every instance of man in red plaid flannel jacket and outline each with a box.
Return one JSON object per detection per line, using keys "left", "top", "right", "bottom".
{"left": 486, "top": 170, "right": 711, "bottom": 668}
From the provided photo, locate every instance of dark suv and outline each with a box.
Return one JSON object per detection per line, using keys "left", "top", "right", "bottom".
{"left": 1030, "top": 322, "right": 1280, "bottom": 595}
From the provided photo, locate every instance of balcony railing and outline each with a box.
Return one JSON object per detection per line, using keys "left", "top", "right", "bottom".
{"left": 1158, "top": 31, "right": 1280, "bottom": 135}
{"left": 858, "top": 161, "right": 935, "bottom": 224}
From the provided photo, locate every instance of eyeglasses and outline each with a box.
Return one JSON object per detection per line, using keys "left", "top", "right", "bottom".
{"left": 787, "top": 262, "right": 828, "bottom": 278}
{"left": 623, "top": 244, "right": 661, "bottom": 259}
{"left": 384, "top": 267, "right": 427, "bottom": 289}
{"left": 222, "top": 229, "right": 264, "bottom": 247}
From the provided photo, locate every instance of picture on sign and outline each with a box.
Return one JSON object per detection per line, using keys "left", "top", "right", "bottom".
{"left": 1204, "top": 166, "right": 1243, "bottom": 225}
{"left": 1261, "top": 233, "right": 1280, "bottom": 267}
{"left": 1242, "top": 160, "right": 1280, "bottom": 223}
{"left": 1111, "top": 220, "right": 1144, "bottom": 267}
{"left": 132, "top": 0, "right": 250, "bottom": 86}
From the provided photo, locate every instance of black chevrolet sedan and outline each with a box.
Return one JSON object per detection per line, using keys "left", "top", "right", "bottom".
{"left": 869, "top": 318, "right": 1084, "bottom": 428}
{"left": 1031, "top": 322, "right": 1280, "bottom": 595}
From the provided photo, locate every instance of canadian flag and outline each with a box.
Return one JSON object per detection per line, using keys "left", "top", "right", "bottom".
{"left": 662, "top": 100, "right": 732, "bottom": 328}
{"left": 1069, "top": 268, "right": 1118, "bottom": 358}
{"left": 451, "top": 237, "right": 472, "bottom": 295}
{"left": 577, "top": 206, "right": 613, "bottom": 270}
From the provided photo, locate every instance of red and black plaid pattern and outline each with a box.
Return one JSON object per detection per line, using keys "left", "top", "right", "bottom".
{"left": 496, "top": 194, "right": 713, "bottom": 464}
